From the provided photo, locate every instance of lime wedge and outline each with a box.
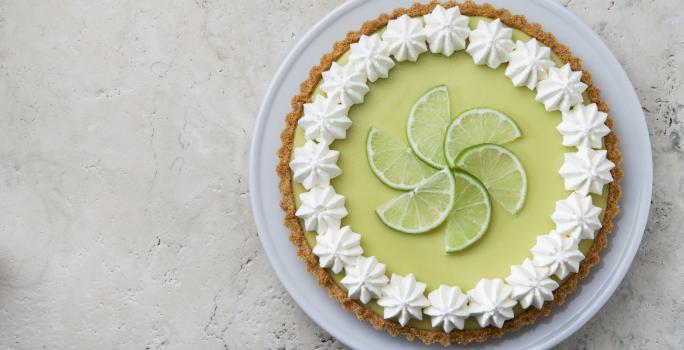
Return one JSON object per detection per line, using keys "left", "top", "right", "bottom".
{"left": 375, "top": 169, "right": 455, "bottom": 234}
{"left": 445, "top": 171, "right": 492, "bottom": 253}
{"left": 444, "top": 108, "right": 522, "bottom": 168}
{"left": 366, "top": 127, "right": 437, "bottom": 190}
{"left": 455, "top": 144, "right": 527, "bottom": 214}
{"left": 407, "top": 85, "right": 451, "bottom": 169}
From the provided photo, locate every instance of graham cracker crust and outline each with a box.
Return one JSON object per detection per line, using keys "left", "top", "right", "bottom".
{"left": 275, "top": 1, "right": 623, "bottom": 346}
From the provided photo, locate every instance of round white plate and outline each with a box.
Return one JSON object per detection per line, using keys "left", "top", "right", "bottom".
{"left": 249, "top": 0, "right": 652, "bottom": 348}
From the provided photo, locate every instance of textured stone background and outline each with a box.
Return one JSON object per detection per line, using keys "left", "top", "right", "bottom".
{"left": 0, "top": 0, "right": 681, "bottom": 349}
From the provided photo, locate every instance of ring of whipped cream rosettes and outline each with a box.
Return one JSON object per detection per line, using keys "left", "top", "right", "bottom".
{"left": 288, "top": 5, "right": 615, "bottom": 332}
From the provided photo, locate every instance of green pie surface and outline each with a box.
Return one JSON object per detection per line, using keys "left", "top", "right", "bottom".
{"left": 291, "top": 18, "right": 608, "bottom": 329}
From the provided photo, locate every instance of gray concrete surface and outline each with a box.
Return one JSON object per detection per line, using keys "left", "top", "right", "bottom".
{"left": 0, "top": 0, "right": 681, "bottom": 349}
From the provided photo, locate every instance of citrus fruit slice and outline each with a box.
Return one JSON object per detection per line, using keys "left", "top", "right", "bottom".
{"left": 407, "top": 85, "right": 451, "bottom": 169}
{"left": 455, "top": 144, "right": 527, "bottom": 214}
{"left": 444, "top": 108, "right": 522, "bottom": 168}
{"left": 375, "top": 169, "right": 455, "bottom": 234}
{"left": 366, "top": 127, "right": 437, "bottom": 190}
{"left": 445, "top": 171, "right": 492, "bottom": 253}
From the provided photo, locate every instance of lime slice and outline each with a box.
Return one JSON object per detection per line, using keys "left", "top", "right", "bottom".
{"left": 455, "top": 144, "right": 527, "bottom": 214}
{"left": 366, "top": 127, "right": 437, "bottom": 190}
{"left": 407, "top": 85, "right": 451, "bottom": 169}
{"left": 445, "top": 171, "right": 492, "bottom": 253}
{"left": 375, "top": 169, "right": 455, "bottom": 234}
{"left": 444, "top": 108, "right": 522, "bottom": 168}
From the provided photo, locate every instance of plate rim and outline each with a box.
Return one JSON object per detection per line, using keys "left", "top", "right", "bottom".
{"left": 249, "top": 0, "right": 652, "bottom": 349}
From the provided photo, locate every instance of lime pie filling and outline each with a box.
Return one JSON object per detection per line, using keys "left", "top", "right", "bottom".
{"left": 288, "top": 5, "right": 614, "bottom": 332}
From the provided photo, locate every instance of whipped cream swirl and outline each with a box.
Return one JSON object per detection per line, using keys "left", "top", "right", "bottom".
{"left": 313, "top": 226, "right": 363, "bottom": 273}
{"left": 349, "top": 34, "right": 395, "bottom": 82}
{"left": 320, "top": 62, "right": 369, "bottom": 106}
{"left": 551, "top": 192, "right": 602, "bottom": 241}
{"left": 424, "top": 285, "right": 469, "bottom": 332}
{"left": 531, "top": 230, "right": 585, "bottom": 279}
{"left": 295, "top": 185, "right": 348, "bottom": 234}
{"left": 559, "top": 147, "right": 615, "bottom": 195}
{"left": 423, "top": 5, "right": 470, "bottom": 56}
{"left": 378, "top": 273, "right": 430, "bottom": 327}
{"left": 298, "top": 95, "right": 352, "bottom": 145}
{"left": 466, "top": 19, "right": 514, "bottom": 69}
{"left": 504, "top": 38, "right": 554, "bottom": 90}
{"left": 467, "top": 278, "right": 516, "bottom": 328}
{"left": 506, "top": 258, "right": 559, "bottom": 309}
{"left": 557, "top": 103, "right": 611, "bottom": 149}
{"left": 340, "top": 256, "right": 389, "bottom": 304}
{"left": 381, "top": 14, "right": 428, "bottom": 62}
{"left": 289, "top": 140, "right": 341, "bottom": 190}
{"left": 535, "top": 63, "right": 587, "bottom": 112}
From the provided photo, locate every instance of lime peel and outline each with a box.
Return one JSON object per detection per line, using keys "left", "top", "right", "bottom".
{"left": 407, "top": 85, "right": 451, "bottom": 169}
{"left": 444, "top": 108, "right": 522, "bottom": 168}
{"left": 455, "top": 143, "right": 527, "bottom": 215}
{"left": 445, "top": 170, "right": 492, "bottom": 253}
{"left": 366, "top": 127, "right": 437, "bottom": 190}
{"left": 375, "top": 169, "right": 456, "bottom": 234}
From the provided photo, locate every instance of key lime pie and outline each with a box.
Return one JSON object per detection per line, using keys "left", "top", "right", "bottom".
{"left": 277, "top": 1, "right": 622, "bottom": 345}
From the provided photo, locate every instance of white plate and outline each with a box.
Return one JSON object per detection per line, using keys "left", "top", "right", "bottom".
{"left": 249, "top": 0, "right": 652, "bottom": 348}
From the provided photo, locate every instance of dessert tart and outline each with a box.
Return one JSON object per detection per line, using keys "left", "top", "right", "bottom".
{"left": 277, "top": 1, "right": 622, "bottom": 345}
